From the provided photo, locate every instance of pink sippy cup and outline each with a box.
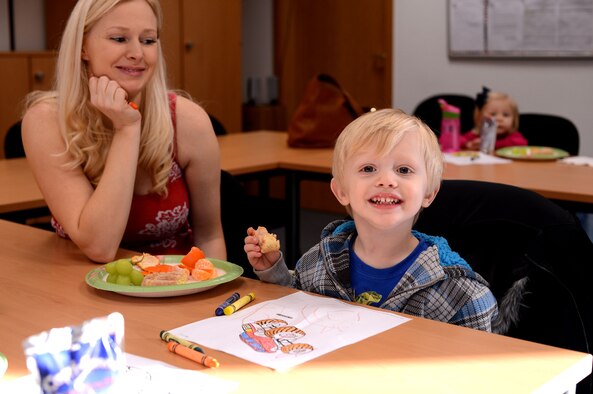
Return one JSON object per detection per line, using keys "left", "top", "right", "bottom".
{"left": 437, "top": 99, "right": 461, "bottom": 152}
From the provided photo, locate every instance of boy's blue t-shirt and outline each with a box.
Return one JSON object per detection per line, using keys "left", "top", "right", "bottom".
{"left": 349, "top": 237, "right": 428, "bottom": 307}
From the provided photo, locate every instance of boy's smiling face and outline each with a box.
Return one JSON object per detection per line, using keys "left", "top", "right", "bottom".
{"left": 331, "top": 131, "right": 437, "bottom": 231}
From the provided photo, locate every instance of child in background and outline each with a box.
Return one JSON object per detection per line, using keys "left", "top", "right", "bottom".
{"left": 460, "top": 87, "right": 527, "bottom": 151}
{"left": 244, "top": 109, "right": 498, "bottom": 332}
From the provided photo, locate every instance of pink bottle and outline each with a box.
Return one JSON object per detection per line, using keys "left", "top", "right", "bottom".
{"left": 437, "top": 99, "right": 461, "bottom": 152}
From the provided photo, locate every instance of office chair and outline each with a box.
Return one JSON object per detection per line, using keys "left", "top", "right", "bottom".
{"left": 208, "top": 113, "right": 228, "bottom": 136}
{"left": 414, "top": 180, "right": 593, "bottom": 394}
{"left": 412, "top": 94, "right": 476, "bottom": 136}
{"left": 220, "top": 169, "right": 291, "bottom": 278}
{"left": 4, "top": 121, "right": 26, "bottom": 159}
{"left": 519, "top": 113, "right": 580, "bottom": 156}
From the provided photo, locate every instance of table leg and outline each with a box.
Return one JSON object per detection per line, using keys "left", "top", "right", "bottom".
{"left": 285, "top": 171, "right": 300, "bottom": 269}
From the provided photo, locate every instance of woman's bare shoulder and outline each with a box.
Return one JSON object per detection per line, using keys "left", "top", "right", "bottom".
{"left": 24, "top": 97, "right": 57, "bottom": 115}
{"left": 174, "top": 95, "right": 215, "bottom": 138}
{"left": 21, "top": 99, "right": 63, "bottom": 152}
{"left": 173, "top": 95, "right": 218, "bottom": 165}
{"left": 174, "top": 95, "right": 210, "bottom": 124}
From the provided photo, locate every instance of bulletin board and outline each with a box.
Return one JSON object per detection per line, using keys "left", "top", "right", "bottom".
{"left": 448, "top": 0, "right": 593, "bottom": 58}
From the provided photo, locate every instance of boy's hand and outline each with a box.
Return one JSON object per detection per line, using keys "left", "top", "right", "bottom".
{"left": 88, "top": 76, "right": 141, "bottom": 130}
{"left": 244, "top": 227, "right": 280, "bottom": 271}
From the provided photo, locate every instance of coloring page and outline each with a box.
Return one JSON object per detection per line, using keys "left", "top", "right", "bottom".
{"left": 169, "top": 292, "right": 409, "bottom": 371}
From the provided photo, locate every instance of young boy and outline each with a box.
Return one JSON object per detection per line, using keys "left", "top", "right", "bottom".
{"left": 244, "top": 109, "right": 498, "bottom": 332}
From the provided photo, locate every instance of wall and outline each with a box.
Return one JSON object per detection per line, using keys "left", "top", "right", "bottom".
{"left": 242, "top": 0, "right": 275, "bottom": 104}
{"left": 0, "top": 0, "right": 8, "bottom": 51}
{"left": 0, "top": 0, "right": 45, "bottom": 51}
{"left": 393, "top": 0, "right": 593, "bottom": 156}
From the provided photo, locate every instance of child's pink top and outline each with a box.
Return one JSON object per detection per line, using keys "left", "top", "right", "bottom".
{"left": 460, "top": 130, "right": 528, "bottom": 150}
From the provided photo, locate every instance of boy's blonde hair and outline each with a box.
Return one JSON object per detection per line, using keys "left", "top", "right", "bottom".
{"left": 25, "top": 0, "right": 173, "bottom": 196}
{"left": 474, "top": 91, "right": 520, "bottom": 131}
{"left": 332, "top": 108, "right": 443, "bottom": 196}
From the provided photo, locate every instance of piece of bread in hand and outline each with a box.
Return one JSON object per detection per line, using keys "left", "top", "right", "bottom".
{"left": 254, "top": 226, "right": 280, "bottom": 253}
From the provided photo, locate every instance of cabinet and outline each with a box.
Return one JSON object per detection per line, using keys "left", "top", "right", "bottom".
{"left": 161, "top": 0, "right": 242, "bottom": 133}
{"left": 0, "top": 52, "right": 56, "bottom": 159}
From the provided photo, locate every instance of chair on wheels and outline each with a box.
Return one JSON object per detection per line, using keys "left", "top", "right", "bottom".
{"left": 519, "top": 113, "right": 580, "bottom": 156}
{"left": 4, "top": 121, "right": 26, "bottom": 159}
{"left": 412, "top": 94, "right": 476, "bottom": 136}
{"left": 414, "top": 180, "right": 592, "bottom": 394}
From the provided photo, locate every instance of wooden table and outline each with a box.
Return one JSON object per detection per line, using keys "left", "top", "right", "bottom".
{"left": 0, "top": 219, "right": 590, "bottom": 393}
{"left": 4, "top": 131, "right": 593, "bottom": 263}
{"left": 220, "top": 131, "right": 593, "bottom": 204}
{"left": 219, "top": 131, "right": 593, "bottom": 262}
{"left": 0, "top": 158, "right": 45, "bottom": 214}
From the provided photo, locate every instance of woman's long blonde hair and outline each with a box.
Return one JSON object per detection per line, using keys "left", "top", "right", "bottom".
{"left": 25, "top": 0, "right": 173, "bottom": 196}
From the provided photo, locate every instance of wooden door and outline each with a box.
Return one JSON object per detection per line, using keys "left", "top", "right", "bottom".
{"left": 274, "top": 0, "right": 392, "bottom": 121}
{"left": 181, "top": 0, "right": 242, "bottom": 133}
{"left": 160, "top": 0, "right": 182, "bottom": 90}
{"left": 30, "top": 53, "right": 57, "bottom": 91}
{"left": 273, "top": 0, "right": 392, "bottom": 213}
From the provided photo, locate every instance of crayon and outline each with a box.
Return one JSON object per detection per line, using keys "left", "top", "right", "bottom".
{"left": 160, "top": 330, "right": 204, "bottom": 354}
{"left": 128, "top": 101, "right": 139, "bottom": 110}
{"left": 223, "top": 292, "right": 255, "bottom": 315}
{"left": 167, "top": 341, "right": 219, "bottom": 368}
{"left": 215, "top": 292, "right": 241, "bottom": 316}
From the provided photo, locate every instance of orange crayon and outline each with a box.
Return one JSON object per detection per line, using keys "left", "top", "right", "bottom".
{"left": 128, "top": 101, "right": 139, "bottom": 110}
{"left": 167, "top": 341, "right": 219, "bottom": 368}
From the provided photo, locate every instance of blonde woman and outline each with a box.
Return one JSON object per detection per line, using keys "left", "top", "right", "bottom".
{"left": 22, "top": 0, "right": 225, "bottom": 262}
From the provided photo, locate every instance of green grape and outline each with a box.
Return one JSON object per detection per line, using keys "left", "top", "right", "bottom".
{"left": 115, "top": 259, "right": 133, "bottom": 275}
{"left": 130, "top": 270, "right": 144, "bottom": 286}
{"left": 104, "top": 262, "right": 117, "bottom": 274}
{"left": 106, "top": 273, "right": 118, "bottom": 283}
{"left": 116, "top": 275, "right": 132, "bottom": 286}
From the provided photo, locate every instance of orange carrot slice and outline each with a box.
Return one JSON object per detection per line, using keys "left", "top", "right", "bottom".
{"left": 142, "top": 265, "right": 174, "bottom": 274}
{"left": 180, "top": 246, "right": 206, "bottom": 270}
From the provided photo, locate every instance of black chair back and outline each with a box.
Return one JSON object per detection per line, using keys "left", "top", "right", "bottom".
{"left": 412, "top": 94, "right": 476, "bottom": 135}
{"left": 414, "top": 180, "right": 592, "bottom": 394}
{"left": 519, "top": 113, "right": 580, "bottom": 156}
{"left": 4, "top": 121, "right": 25, "bottom": 159}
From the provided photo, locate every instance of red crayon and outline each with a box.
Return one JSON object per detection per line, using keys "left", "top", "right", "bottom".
{"left": 167, "top": 341, "right": 219, "bottom": 368}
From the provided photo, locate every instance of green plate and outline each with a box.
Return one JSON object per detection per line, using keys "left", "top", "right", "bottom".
{"left": 85, "top": 256, "right": 243, "bottom": 298}
{"left": 495, "top": 146, "right": 569, "bottom": 161}
{"left": 0, "top": 352, "right": 6, "bottom": 378}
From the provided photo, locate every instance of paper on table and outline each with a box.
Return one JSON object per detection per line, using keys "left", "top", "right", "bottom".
{"left": 0, "top": 353, "right": 238, "bottom": 394}
{"left": 561, "top": 156, "right": 593, "bottom": 167}
{"left": 444, "top": 151, "right": 512, "bottom": 166}
{"left": 169, "top": 291, "right": 410, "bottom": 372}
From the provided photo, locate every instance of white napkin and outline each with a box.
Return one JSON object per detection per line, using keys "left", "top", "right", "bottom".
{"left": 443, "top": 152, "right": 512, "bottom": 166}
{"left": 561, "top": 156, "right": 593, "bottom": 167}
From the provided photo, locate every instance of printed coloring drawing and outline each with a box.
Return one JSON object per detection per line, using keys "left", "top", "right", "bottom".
{"left": 169, "top": 292, "right": 409, "bottom": 371}
{"left": 239, "top": 319, "right": 314, "bottom": 354}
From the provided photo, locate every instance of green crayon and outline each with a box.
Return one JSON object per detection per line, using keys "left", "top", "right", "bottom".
{"left": 160, "top": 330, "right": 204, "bottom": 354}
